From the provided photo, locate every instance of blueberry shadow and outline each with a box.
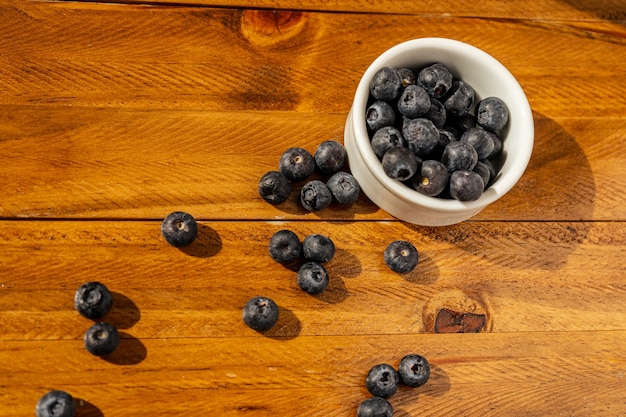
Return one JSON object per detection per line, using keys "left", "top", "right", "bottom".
{"left": 101, "top": 332, "right": 147, "bottom": 365}
{"left": 263, "top": 307, "right": 301, "bottom": 340}
{"left": 178, "top": 224, "right": 222, "bottom": 258}
{"left": 557, "top": 0, "right": 626, "bottom": 22}
{"left": 107, "top": 291, "right": 140, "bottom": 330}
{"left": 398, "top": 251, "right": 439, "bottom": 285}
{"left": 314, "top": 273, "right": 349, "bottom": 304}
{"left": 332, "top": 248, "right": 362, "bottom": 278}
{"left": 75, "top": 399, "right": 104, "bottom": 417}
{"left": 393, "top": 364, "right": 451, "bottom": 416}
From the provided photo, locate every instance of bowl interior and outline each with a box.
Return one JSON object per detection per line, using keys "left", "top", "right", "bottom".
{"left": 353, "top": 38, "right": 534, "bottom": 213}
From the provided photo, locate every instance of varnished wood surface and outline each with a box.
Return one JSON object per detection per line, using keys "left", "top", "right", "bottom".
{"left": 1, "top": 1, "right": 625, "bottom": 416}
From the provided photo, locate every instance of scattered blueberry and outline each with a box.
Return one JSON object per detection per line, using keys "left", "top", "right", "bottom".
{"left": 366, "top": 100, "right": 396, "bottom": 132}
{"left": 327, "top": 172, "right": 360, "bottom": 205}
{"left": 398, "top": 354, "right": 430, "bottom": 388}
{"left": 279, "top": 147, "right": 315, "bottom": 182}
{"left": 268, "top": 229, "right": 302, "bottom": 264}
{"left": 161, "top": 211, "right": 198, "bottom": 248}
{"left": 371, "top": 126, "right": 405, "bottom": 159}
{"left": 36, "top": 390, "right": 76, "bottom": 417}
{"left": 356, "top": 397, "right": 394, "bottom": 417}
{"left": 476, "top": 96, "right": 509, "bottom": 134}
{"left": 382, "top": 147, "right": 419, "bottom": 181}
{"left": 449, "top": 170, "right": 484, "bottom": 201}
{"left": 412, "top": 159, "right": 449, "bottom": 197}
{"left": 417, "top": 63, "right": 453, "bottom": 98}
{"left": 242, "top": 296, "right": 279, "bottom": 332}
{"left": 74, "top": 281, "right": 113, "bottom": 320}
{"left": 384, "top": 240, "right": 419, "bottom": 273}
{"left": 397, "top": 84, "right": 430, "bottom": 119}
{"left": 460, "top": 126, "right": 495, "bottom": 160}
{"left": 441, "top": 141, "right": 478, "bottom": 173}
{"left": 302, "top": 233, "right": 335, "bottom": 263}
{"left": 297, "top": 262, "right": 329, "bottom": 295}
{"left": 84, "top": 322, "right": 120, "bottom": 356}
{"left": 369, "top": 67, "right": 403, "bottom": 101}
{"left": 443, "top": 80, "right": 474, "bottom": 117}
{"left": 402, "top": 117, "right": 439, "bottom": 157}
{"left": 314, "top": 140, "right": 346, "bottom": 174}
{"left": 258, "top": 171, "right": 292, "bottom": 205}
{"left": 300, "top": 180, "right": 333, "bottom": 212}
{"left": 365, "top": 363, "right": 400, "bottom": 398}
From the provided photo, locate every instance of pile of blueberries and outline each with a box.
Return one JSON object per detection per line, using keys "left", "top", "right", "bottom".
{"left": 366, "top": 64, "right": 509, "bottom": 201}
{"left": 258, "top": 140, "right": 360, "bottom": 211}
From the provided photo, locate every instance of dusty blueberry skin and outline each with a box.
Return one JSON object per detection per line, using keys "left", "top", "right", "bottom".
{"left": 356, "top": 397, "right": 394, "bottom": 417}
{"left": 242, "top": 296, "right": 279, "bottom": 332}
{"left": 314, "top": 140, "right": 346, "bottom": 174}
{"left": 413, "top": 159, "right": 449, "bottom": 197}
{"left": 460, "top": 126, "right": 495, "bottom": 160}
{"left": 417, "top": 63, "right": 453, "bottom": 99}
{"left": 369, "top": 67, "right": 403, "bottom": 101}
{"left": 371, "top": 126, "right": 405, "bottom": 159}
{"left": 481, "top": 158, "right": 498, "bottom": 185}
{"left": 74, "top": 281, "right": 113, "bottom": 320}
{"left": 443, "top": 80, "right": 475, "bottom": 118}
{"left": 365, "top": 363, "right": 400, "bottom": 398}
{"left": 397, "top": 84, "right": 430, "bottom": 119}
{"left": 297, "top": 262, "right": 329, "bottom": 295}
{"left": 473, "top": 160, "right": 491, "bottom": 190}
{"left": 279, "top": 147, "right": 315, "bottom": 182}
{"left": 384, "top": 240, "right": 419, "bottom": 273}
{"left": 381, "top": 146, "right": 419, "bottom": 181}
{"left": 486, "top": 130, "right": 502, "bottom": 159}
{"left": 161, "top": 211, "right": 198, "bottom": 248}
{"left": 441, "top": 141, "right": 478, "bottom": 173}
{"left": 476, "top": 96, "right": 509, "bottom": 134}
{"left": 449, "top": 170, "right": 485, "bottom": 201}
{"left": 258, "top": 171, "right": 291, "bottom": 205}
{"left": 36, "top": 390, "right": 76, "bottom": 417}
{"left": 268, "top": 230, "right": 302, "bottom": 264}
{"left": 425, "top": 98, "right": 447, "bottom": 128}
{"left": 327, "top": 172, "right": 360, "bottom": 205}
{"left": 402, "top": 117, "right": 439, "bottom": 157}
{"left": 366, "top": 100, "right": 396, "bottom": 132}
{"left": 84, "top": 322, "right": 120, "bottom": 356}
{"left": 302, "top": 233, "right": 335, "bottom": 263}
{"left": 300, "top": 180, "right": 333, "bottom": 212}
{"left": 398, "top": 67, "right": 416, "bottom": 87}
{"left": 398, "top": 354, "right": 430, "bottom": 388}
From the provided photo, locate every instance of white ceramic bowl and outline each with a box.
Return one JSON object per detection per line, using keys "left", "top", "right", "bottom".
{"left": 344, "top": 38, "right": 534, "bottom": 226}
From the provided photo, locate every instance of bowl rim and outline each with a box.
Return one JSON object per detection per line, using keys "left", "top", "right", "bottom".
{"left": 352, "top": 37, "right": 534, "bottom": 213}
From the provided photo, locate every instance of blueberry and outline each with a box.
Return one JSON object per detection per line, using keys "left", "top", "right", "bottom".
{"left": 366, "top": 100, "right": 396, "bottom": 132}
{"left": 356, "top": 397, "right": 394, "bottom": 417}
{"left": 302, "top": 233, "right": 335, "bottom": 263}
{"left": 481, "top": 158, "right": 498, "bottom": 185}
{"left": 369, "top": 67, "right": 402, "bottom": 101}
{"left": 398, "top": 67, "right": 416, "bottom": 87}
{"left": 449, "top": 170, "right": 484, "bottom": 201}
{"left": 74, "top": 281, "right": 113, "bottom": 320}
{"left": 486, "top": 130, "right": 502, "bottom": 159}
{"left": 327, "top": 172, "right": 360, "bottom": 205}
{"left": 314, "top": 140, "right": 346, "bottom": 174}
{"left": 425, "top": 98, "right": 447, "bottom": 128}
{"left": 36, "top": 390, "right": 76, "bottom": 417}
{"left": 473, "top": 160, "right": 491, "bottom": 189}
{"left": 429, "top": 128, "right": 457, "bottom": 159}
{"left": 384, "top": 240, "right": 419, "bottom": 273}
{"left": 371, "top": 126, "right": 405, "bottom": 159}
{"left": 381, "top": 147, "right": 419, "bottom": 181}
{"left": 452, "top": 113, "right": 476, "bottom": 134}
{"left": 402, "top": 117, "right": 439, "bottom": 157}
{"left": 268, "top": 230, "right": 302, "bottom": 264}
{"left": 397, "top": 84, "right": 430, "bottom": 119}
{"left": 84, "top": 322, "right": 120, "bottom": 356}
{"left": 300, "top": 180, "right": 333, "bottom": 212}
{"left": 417, "top": 63, "right": 453, "bottom": 98}
{"left": 161, "top": 211, "right": 198, "bottom": 248}
{"left": 476, "top": 96, "right": 509, "bottom": 134}
{"left": 279, "top": 147, "right": 315, "bottom": 182}
{"left": 441, "top": 141, "right": 478, "bottom": 172}
{"left": 365, "top": 363, "right": 400, "bottom": 398}
{"left": 443, "top": 80, "right": 474, "bottom": 117}
{"left": 398, "top": 354, "right": 430, "bottom": 388}
{"left": 258, "top": 171, "right": 291, "bottom": 205}
{"left": 412, "top": 159, "right": 449, "bottom": 197}
{"left": 297, "top": 262, "right": 329, "bottom": 295}
{"left": 460, "top": 126, "right": 495, "bottom": 160}
{"left": 242, "top": 296, "right": 279, "bottom": 332}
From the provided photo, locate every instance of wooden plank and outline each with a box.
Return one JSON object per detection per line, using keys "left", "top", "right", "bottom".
{"left": 0, "top": 106, "right": 623, "bottom": 221}
{"left": 1, "top": 220, "right": 625, "bottom": 341}
{"left": 1, "top": 331, "right": 625, "bottom": 415}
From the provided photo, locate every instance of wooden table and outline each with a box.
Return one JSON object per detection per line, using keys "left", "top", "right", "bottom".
{"left": 1, "top": 0, "right": 625, "bottom": 415}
